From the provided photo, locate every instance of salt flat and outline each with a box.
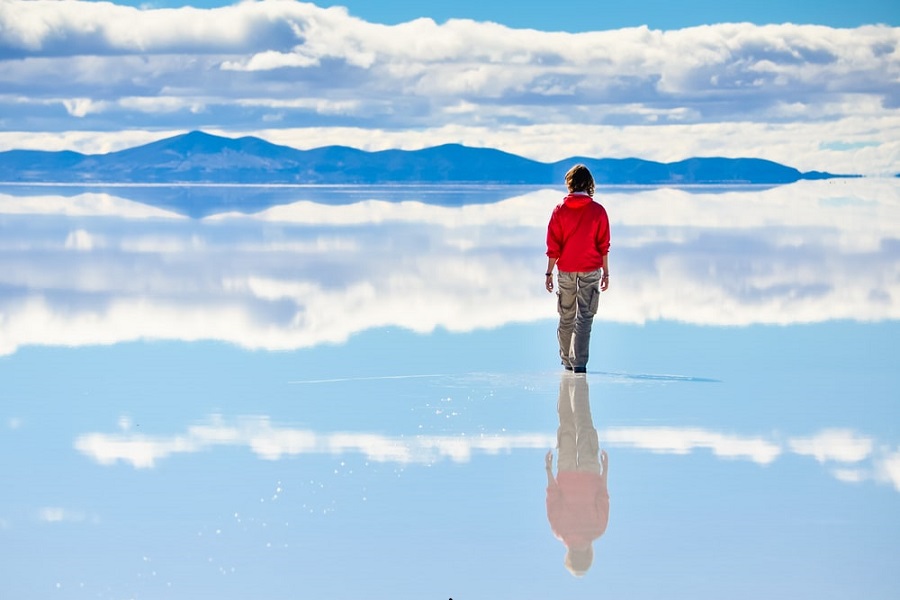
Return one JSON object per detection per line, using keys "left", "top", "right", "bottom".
{"left": 1, "top": 180, "right": 897, "bottom": 598}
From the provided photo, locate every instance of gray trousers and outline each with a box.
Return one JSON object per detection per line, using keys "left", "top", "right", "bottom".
{"left": 556, "top": 269, "right": 602, "bottom": 370}
{"left": 557, "top": 374, "right": 601, "bottom": 473}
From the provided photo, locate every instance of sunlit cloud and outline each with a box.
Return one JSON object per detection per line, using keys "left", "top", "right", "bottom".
{"left": 0, "top": 1, "right": 897, "bottom": 174}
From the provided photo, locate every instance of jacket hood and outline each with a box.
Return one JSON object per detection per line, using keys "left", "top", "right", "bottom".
{"left": 563, "top": 193, "right": 593, "bottom": 208}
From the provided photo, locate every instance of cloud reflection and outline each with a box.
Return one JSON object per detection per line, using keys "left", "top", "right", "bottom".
{"left": 1, "top": 180, "right": 898, "bottom": 355}
{"left": 0, "top": 190, "right": 184, "bottom": 218}
{"left": 788, "top": 429, "right": 874, "bottom": 463}
{"left": 605, "top": 426, "right": 782, "bottom": 464}
{"left": 37, "top": 507, "right": 96, "bottom": 524}
{"left": 74, "top": 414, "right": 900, "bottom": 492}
{"left": 876, "top": 451, "right": 900, "bottom": 492}
{"left": 74, "top": 415, "right": 556, "bottom": 468}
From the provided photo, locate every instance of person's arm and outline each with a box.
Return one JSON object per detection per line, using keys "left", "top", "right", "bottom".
{"left": 596, "top": 205, "right": 611, "bottom": 292}
{"left": 596, "top": 449, "right": 610, "bottom": 536}
{"left": 545, "top": 450, "right": 557, "bottom": 488}
{"left": 546, "top": 209, "right": 562, "bottom": 293}
{"left": 545, "top": 257, "right": 558, "bottom": 293}
{"left": 600, "top": 254, "right": 609, "bottom": 292}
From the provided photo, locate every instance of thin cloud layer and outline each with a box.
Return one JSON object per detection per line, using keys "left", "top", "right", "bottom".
{"left": 0, "top": 1, "right": 898, "bottom": 174}
{"left": 72, "top": 415, "right": 900, "bottom": 492}
{"left": 74, "top": 414, "right": 557, "bottom": 467}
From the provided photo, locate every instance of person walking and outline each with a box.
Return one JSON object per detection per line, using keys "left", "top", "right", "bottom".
{"left": 545, "top": 164, "right": 610, "bottom": 373}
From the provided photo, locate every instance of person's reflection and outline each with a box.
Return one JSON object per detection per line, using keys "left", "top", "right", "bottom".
{"left": 545, "top": 372, "right": 609, "bottom": 577}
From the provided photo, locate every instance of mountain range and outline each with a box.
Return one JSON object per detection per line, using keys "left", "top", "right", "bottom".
{"left": 0, "top": 131, "right": 848, "bottom": 185}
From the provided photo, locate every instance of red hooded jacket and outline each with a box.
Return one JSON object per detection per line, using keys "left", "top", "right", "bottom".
{"left": 546, "top": 193, "right": 610, "bottom": 272}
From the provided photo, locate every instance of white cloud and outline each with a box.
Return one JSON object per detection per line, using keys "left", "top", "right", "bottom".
{"left": 875, "top": 449, "right": 900, "bottom": 492}
{"left": 221, "top": 50, "right": 320, "bottom": 71}
{"left": 0, "top": 2, "right": 897, "bottom": 174}
{"left": 118, "top": 96, "right": 206, "bottom": 114}
{"left": 831, "top": 468, "right": 868, "bottom": 484}
{"left": 62, "top": 97, "right": 108, "bottom": 117}
{"left": 789, "top": 429, "right": 875, "bottom": 464}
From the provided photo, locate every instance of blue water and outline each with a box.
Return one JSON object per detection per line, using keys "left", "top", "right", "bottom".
{"left": 1, "top": 180, "right": 898, "bottom": 599}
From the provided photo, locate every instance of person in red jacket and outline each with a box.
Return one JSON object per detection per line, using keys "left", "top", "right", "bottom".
{"left": 545, "top": 164, "right": 611, "bottom": 373}
{"left": 545, "top": 372, "right": 609, "bottom": 577}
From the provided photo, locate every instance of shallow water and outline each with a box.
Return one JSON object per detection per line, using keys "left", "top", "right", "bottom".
{"left": 1, "top": 180, "right": 898, "bottom": 599}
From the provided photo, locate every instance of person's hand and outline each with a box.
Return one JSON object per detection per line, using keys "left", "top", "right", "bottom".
{"left": 545, "top": 450, "right": 554, "bottom": 470}
{"left": 545, "top": 273, "right": 554, "bottom": 293}
{"left": 600, "top": 273, "right": 609, "bottom": 292}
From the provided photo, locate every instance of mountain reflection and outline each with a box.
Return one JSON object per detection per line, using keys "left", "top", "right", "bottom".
{"left": 545, "top": 373, "right": 609, "bottom": 577}
{"left": 1, "top": 179, "right": 898, "bottom": 355}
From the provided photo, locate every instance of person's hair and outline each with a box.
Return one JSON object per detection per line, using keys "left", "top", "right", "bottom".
{"left": 564, "top": 546, "right": 594, "bottom": 577}
{"left": 565, "top": 164, "right": 595, "bottom": 197}
{"left": 566, "top": 164, "right": 594, "bottom": 196}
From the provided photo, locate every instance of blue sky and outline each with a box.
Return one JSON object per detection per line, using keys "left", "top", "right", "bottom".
{"left": 90, "top": 0, "right": 900, "bottom": 30}
{"left": 1, "top": 0, "right": 898, "bottom": 174}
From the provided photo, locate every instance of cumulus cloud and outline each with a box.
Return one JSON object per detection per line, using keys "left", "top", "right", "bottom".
{"left": 0, "top": 179, "right": 898, "bottom": 356}
{"left": 0, "top": 1, "right": 897, "bottom": 174}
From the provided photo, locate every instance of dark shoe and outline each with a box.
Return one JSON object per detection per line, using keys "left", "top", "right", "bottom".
{"left": 564, "top": 365, "right": 573, "bottom": 371}
{"left": 573, "top": 366, "right": 587, "bottom": 374}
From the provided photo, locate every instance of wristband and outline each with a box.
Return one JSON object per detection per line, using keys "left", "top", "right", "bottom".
{"left": 545, "top": 272, "right": 553, "bottom": 276}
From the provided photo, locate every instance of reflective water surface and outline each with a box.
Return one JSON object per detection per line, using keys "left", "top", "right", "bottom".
{"left": 1, "top": 180, "right": 898, "bottom": 599}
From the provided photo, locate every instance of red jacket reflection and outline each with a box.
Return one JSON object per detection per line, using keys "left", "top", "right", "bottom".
{"left": 546, "top": 471, "right": 610, "bottom": 549}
